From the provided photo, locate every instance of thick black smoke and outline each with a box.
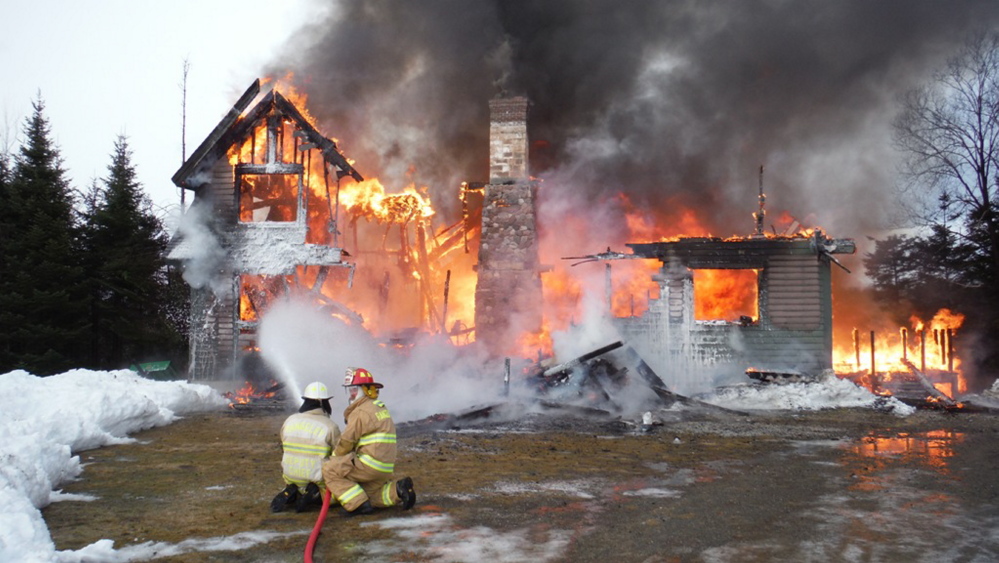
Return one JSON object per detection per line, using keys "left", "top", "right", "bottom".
{"left": 266, "top": 0, "right": 999, "bottom": 243}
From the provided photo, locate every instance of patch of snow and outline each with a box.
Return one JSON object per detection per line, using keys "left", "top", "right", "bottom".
{"left": 696, "top": 375, "right": 916, "bottom": 414}
{"left": 55, "top": 530, "right": 309, "bottom": 562}
{"left": 619, "top": 487, "right": 682, "bottom": 499}
{"left": 49, "top": 492, "right": 99, "bottom": 503}
{"left": 0, "top": 369, "right": 228, "bottom": 563}
{"left": 491, "top": 479, "right": 596, "bottom": 498}
{"left": 358, "top": 513, "right": 571, "bottom": 563}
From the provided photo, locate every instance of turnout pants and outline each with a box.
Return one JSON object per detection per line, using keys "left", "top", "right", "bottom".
{"left": 322, "top": 454, "right": 401, "bottom": 511}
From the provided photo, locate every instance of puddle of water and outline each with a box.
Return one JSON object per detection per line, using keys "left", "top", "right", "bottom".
{"left": 838, "top": 429, "right": 964, "bottom": 494}
{"left": 850, "top": 429, "right": 964, "bottom": 472}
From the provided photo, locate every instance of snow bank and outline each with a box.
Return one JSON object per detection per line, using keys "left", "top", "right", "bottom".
{"left": 697, "top": 373, "right": 916, "bottom": 414}
{"left": 0, "top": 369, "right": 227, "bottom": 563}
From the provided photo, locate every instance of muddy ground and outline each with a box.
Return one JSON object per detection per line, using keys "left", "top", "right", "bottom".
{"left": 44, "top": 400, "right": 999, "bottom": 562}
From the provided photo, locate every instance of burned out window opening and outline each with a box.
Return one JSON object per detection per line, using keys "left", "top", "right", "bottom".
{"left": 168, "top": 80, "right": 364, "bottom": 379}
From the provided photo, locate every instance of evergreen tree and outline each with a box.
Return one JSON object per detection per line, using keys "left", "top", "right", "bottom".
{"left": 0, "top": 147, "right": 10, "bottom": 192}
{"left": 862, "top": 234, "right": 917, "bottom": 323}
{"left": 0, "top": 98, "right": 89, "bottom": 375}
{"left": 85, "top": 135, "right": 184, "bottom": 369}
{"left": 0, "top": 148, "right": 11, "bottom": 326}
{"left": 865, "top": 229, "right": 979, "bottom": 320}
{"left": 78, "top": 177, "right": 105, "bottom": 367}
{"left": 0, "top": 145, "right": 11, "bottom": 259}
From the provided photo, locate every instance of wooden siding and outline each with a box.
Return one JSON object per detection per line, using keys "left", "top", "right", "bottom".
{"left": 764, "top": 255, "right": 822, "bottom": 330}
{"left": 211, "top": 160, "right": 235, "bottom": 224}
{"left": 189, "top": 286, "right": 236, "bottom": 380}
{"left": 739, "top": 327, "right": 828, "bottom": 372}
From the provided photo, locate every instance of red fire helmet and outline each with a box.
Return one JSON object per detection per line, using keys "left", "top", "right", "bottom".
{"left": 343, "top": 367, "right": 383, "bottom": 388}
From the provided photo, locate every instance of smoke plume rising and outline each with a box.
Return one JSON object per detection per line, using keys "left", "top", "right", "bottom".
{"left": 248, "top": 1, "right": 999, "bottom": 395}
{"left": 265, "top": 0, "right": 999, "bottom": 250}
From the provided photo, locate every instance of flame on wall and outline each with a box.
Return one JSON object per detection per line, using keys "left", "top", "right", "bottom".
{"left": 225, "top": 78, "right": 967, "bottom": 388}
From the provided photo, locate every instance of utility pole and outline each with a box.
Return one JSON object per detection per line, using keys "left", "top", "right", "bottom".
{"left": 180, "top": 58, "right": 190, "bottom": 209}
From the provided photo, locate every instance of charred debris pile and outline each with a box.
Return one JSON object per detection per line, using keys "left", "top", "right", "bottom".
{"left": 406, "top": 340, "right": 996, "bottom": 433}
{"left": 405, "top": 341, "right": 748, "bottom": 433}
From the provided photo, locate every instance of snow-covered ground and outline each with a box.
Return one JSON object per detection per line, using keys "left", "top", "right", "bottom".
{"left": 698, "top": 373, "right": 917, "bottom": 413}
{"left": 0, "top": 369, "right": 229, "bottom": 562}
{"left": 0, "top": 367, "right": 932, "bottom": 562}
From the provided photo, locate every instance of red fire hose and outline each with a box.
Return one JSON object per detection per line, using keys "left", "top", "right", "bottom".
{"left": 304, "top": 489, "right": 332, "bottom": 563}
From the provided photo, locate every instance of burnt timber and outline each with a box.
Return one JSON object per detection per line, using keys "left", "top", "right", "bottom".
{"left": 168, "top": 80, "right": 363, "bottom": 379}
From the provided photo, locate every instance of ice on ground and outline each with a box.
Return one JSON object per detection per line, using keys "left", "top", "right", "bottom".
{"left": 359, "top": 513, "right": 571, "bottom": 563}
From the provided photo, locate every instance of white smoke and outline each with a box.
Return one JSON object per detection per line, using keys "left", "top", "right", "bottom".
{"left": 257, "top": 297, "right": 502, "bottom": 421}
{"left": 172, "top": 203, "right": 229, "bottom": 298}
{"left": 550, "top": 293, "right": 622, "bottom": 362}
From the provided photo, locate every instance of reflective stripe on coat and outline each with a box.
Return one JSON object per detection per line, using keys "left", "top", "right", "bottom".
{"left": 281, "top": 409, "right": 341, "bottom": 487}
{"left": 333, "top": 395, "right": 397, "bottom": 473}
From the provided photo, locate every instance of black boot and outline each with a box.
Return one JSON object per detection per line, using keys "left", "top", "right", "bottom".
{"left": 396, "top": 477, "right": 416, "bottom": 510}
{"left": 270, "top": 484, "right": 299, "bottom": 513}
{"left": 296, "top": 482, "right": 322, "bottom": 513}
{"left": 341, "top": 500, "right": 375, "bottom": 517}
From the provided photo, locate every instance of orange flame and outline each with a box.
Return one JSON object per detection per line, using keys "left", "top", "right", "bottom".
{"left": 833, "top": 308, "right": 966, "bottom": 397}
{"left": 224, "top": 381, "right": 278, "bottom": 408}
{"left": 693, "top": 269, "right": 759, "bottom": 321}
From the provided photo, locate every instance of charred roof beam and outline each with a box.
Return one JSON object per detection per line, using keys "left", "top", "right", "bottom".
{"left": 173, "top": 80, "right": 364, "bottom": 189}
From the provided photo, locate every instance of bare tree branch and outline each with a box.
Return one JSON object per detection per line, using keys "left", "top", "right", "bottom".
{"left": 893, "top": 30, "right": 999, "bottom": 285}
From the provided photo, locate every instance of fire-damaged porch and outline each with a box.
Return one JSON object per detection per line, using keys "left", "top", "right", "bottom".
{"left": 614, "top": 230, "right": 856, "bottom": 391}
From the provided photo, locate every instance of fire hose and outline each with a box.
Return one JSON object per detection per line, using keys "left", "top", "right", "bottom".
{"left": 304, "top": 489, "right": 332, "bottom": 563}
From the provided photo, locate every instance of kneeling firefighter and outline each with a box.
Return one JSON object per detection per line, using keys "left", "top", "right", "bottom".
{"left": 322, "top": 367, "right": 416, "bottom": 516}
{"left": 271, "top": 381, "right": 341, "bottom": 513}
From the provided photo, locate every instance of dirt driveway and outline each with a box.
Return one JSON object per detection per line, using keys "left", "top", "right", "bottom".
{"left": 44, "top": 402, "right": 999, "bottom": 562}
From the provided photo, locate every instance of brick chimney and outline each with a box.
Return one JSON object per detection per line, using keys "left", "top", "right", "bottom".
{"left": 488, "top": 97, "right": 530, "bottom": 182}
{"left": 475, "top": 96, "right": 543, "bottom": 355}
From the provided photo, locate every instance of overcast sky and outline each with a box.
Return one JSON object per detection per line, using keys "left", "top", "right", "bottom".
{"left": 1, "top": 0, "right": 320, "bottom": 222}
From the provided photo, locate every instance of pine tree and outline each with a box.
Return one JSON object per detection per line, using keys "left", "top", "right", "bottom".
{"left": 79, "top": 177, "right": 105, "bottom": 367}
{"left": 0, "top": 149, "right": 11, "bottom": 326}
{"left": 863, "top": 234, "right": 918, "bottom": 323}
{"left": 0, "top": 98, "right": 89, "bottom": 375}
{"left": 85, "top": 135, "right": 184, "bottom": 369}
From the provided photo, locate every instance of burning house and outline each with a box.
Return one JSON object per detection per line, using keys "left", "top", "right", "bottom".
{"left": 168, "top": 80, "right": 363, "bottom": 379}
{"left": 169, "top": 79, "right": 509, "bottom": 380}
{"left": 167, "top": 78, "right": 964, "bottom": 411}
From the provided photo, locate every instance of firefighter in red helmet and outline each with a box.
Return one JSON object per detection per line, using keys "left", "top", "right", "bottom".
{"left": 321, "top": 367, "right": 416, "bottom": 516}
